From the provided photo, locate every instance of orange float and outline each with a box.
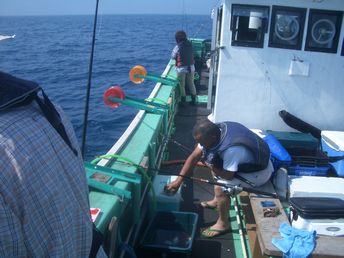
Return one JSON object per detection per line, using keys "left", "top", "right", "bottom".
{"left": 129, "top": 65, "right": 147, "bottom": 84}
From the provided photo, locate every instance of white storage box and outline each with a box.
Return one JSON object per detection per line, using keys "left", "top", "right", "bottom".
{"left": 152, "top": 175, "right": 182, "bottom": 211}
{"left": 289, "top": 197, "right": 344, "bottom": 236}
{"left": 321, "top": 130, "right": 344, "bottom": 176}
{"left": 290, "top": 209, "right": 344, "bottom": 236}
{"left": 288, "top": 176, "right": 344, "bottom": 200}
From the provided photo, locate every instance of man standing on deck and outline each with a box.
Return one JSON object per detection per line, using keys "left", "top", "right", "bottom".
{"left": 166, "top": 119, "right": 273, "bottom": 238}
{"left": 171, "top": 30, "right": 197, "bottom": 105}
{"left": 0, "top": 71, "right": 107, "bottom": 257}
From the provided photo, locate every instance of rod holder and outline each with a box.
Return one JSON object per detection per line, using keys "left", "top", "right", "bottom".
{"left": 130, "top": 65, "right": 179, "bottom": 87}
{"left": 104, "top": 86, "right": 170, "bottom": 134}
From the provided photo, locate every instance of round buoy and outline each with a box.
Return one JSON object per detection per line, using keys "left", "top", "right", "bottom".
{"left": 103, "top": 86, "right": 125, "bottom": 108}
{"left": 129, "top": 65, "right": 147, "bottom": 84}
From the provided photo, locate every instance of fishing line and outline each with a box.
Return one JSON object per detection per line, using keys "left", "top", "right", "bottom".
{"left": 96, "top": 13, "right": 103, "bottom": 39}
{"left": 139, "top": 119, "right": 193, "bottom": 155}
{"left": 192, "top": 23, "right": 205, "bottom": 38}
{"left": 192, "top": 0, "right": 222, "bottom": 38}
{"left": 167, "top": 137, "right": 194, "bottom": 153}
{"left": 181, "top": 0, "right": 188, "bottom": 32}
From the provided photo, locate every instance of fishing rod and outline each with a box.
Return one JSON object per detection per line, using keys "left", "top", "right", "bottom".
{"left": 159, "top": 134, "right": 344, "bottom": 199}
{"left": 105, "top": 156, "right": 276, "bottom": 198}
{"left": 81, "top": 0, "right": 100, "bottom": 158}
{"left": 178, "top": 175, "right": 278, "bottom": 198}
{"left": 163, "top": 135, "right": 258, "bottom": 187}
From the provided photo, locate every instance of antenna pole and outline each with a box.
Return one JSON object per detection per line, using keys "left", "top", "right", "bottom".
{"left": 81, "top": 0, "right": 100, "bottom": 158}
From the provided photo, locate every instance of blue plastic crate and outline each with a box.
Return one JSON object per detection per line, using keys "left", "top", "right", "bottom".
{"left": 270, "top": 156, "right": 292, "bottom": 171}
{"left": 264, "top": 134, "right": 291, "bottom": 171}
{"left": 141, "top": 211, "right": 198, "bottom": 256}
{"left": 287, "top": 164, "right": 330, "bottom": 176}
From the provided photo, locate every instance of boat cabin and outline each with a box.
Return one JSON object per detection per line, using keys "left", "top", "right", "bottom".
{"left": 208, "top": 0, "right": 344, "bottom": 131}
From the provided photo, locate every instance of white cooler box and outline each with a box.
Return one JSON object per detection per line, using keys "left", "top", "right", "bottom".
{"left": 288, "top": 176, "right": 344, "bottom": 200}
{"left": 152, "top": 175, "right": 182, "bottom": 211}
{"left": 290, "top": 197, "right": 344, "bottom": 236}
{"left": 321, "top": 130, "right": 344, "bottom": 177}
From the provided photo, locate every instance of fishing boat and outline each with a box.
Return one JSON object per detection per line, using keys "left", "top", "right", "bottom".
{"left": 0, "top": 34, "right": 15, "bottom": 41}
{"left": 87, "top": 0, "right": 344, "bottom": 257}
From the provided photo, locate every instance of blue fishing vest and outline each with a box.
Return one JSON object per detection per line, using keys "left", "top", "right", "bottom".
{"left": 201, "top": 122, "right": 270, "bottom": 172}
{"left": 176, "top": 40, "right": 194, "bottom": 67}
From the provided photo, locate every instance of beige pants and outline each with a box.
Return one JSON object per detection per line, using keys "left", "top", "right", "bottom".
{"left": 177, "top": 72, "right": 196, "bottom": 97}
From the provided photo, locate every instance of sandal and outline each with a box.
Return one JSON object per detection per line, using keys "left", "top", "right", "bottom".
{"left": 201, "top": 227, "right": 230, "bottom": 238}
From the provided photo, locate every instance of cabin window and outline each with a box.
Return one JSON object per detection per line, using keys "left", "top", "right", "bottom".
{"left": 230, "top": 4, "right": 269, "bottom": 48}
{"left": 305, "top": 9, "right": 343, "bottom": 53}
{"left": 216, "top": 6, "right": 223, "bottom": 46}
{"left": 268, "top": 6, "right": 306, "bottom": 50}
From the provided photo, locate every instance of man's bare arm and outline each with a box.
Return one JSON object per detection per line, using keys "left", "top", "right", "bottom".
{"left": 165, "top": 147, "right": 203, "bottom": 190}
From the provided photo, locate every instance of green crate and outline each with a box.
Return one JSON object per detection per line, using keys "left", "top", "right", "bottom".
{"left": 266, "top": 130, "right": 319, "bottom": 152}
{"left": 190, "top": 38, "right": 211, "bottom": 61}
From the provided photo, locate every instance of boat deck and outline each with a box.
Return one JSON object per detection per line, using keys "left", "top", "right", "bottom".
{"left": 161, "top": 101, "right": 344, "bottom": 258}
{"left": 106, "top": 41, "right": 344, "bottom": 257}
{"left": 155, "top": 72, "right": 344, "bottom": 258}
{"left": 157, "top": 80, "right": 244, "bottom": 258}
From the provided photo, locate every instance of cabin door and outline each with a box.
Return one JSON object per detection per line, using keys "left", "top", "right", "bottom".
{"left": 207, "top": 5, "right": 223, "bottom": 111}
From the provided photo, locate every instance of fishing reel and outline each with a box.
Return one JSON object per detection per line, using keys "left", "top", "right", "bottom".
{"left": 223, "top": 185, "right": 244, "bottom": 197}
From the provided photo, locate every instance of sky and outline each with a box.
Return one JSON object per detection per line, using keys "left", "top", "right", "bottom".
{"left": 0, "top": 0, "right": 218, "bottom": 16}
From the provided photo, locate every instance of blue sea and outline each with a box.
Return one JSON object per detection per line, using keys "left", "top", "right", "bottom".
{"left": 0, "top": 15, "right": 212, "bottom": 161}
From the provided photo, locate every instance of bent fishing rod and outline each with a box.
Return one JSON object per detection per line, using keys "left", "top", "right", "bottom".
{"left": 178, "top": 175, "right": 278, "bottom": 198}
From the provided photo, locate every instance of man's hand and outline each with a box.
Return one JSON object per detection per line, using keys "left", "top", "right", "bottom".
{"left": 165, "top": 146, "right": 202, "bottom": 192}
{"left": 164, "top": 177, "right": 183, "bottom": 192}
